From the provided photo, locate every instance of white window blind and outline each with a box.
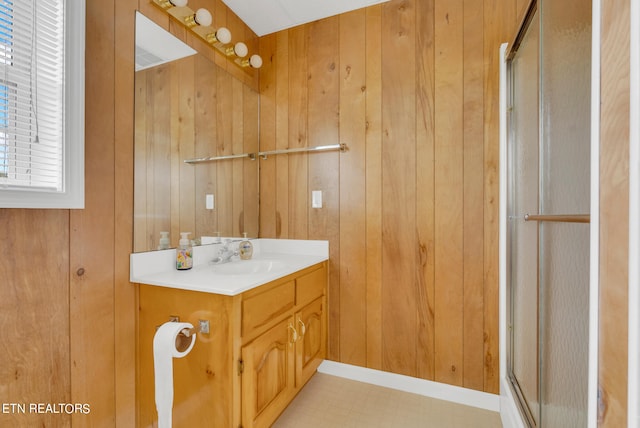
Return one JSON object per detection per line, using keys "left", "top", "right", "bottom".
{"left": 0, "top": 0, "right": 84, "bottom": 208}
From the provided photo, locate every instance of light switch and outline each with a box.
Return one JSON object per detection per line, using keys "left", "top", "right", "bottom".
{"left": 206, "top": 194, "right": 214, "bottom": 210}
{"left": 312, "top": 190, "right": 322, "bottom": 208}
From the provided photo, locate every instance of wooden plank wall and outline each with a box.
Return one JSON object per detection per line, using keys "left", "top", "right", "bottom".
{"left": 68, "top": 0, "right": 119, "bottom": 424}
{"left": 599, "top": 0, "right": 630, "bottom": 425}
{"left": 258, "top": 0, "right": 518, "bottom": 393}
{"left": 0, "top": 0, "right": 257, "bottom": 426}
{"left": 4, "top": 0, "right": 635, "bottom": 425}
{"left": 114, "top": 1, "right": 138, "bottom": 424}
{"left": 0, "top": 210, "right": 72, "bottom": 427}
{"left": 133, "top": 56, "right": 259, "bottom": 252}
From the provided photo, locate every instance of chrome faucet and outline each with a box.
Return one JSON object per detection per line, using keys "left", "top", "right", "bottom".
{"left": 212, "top": 239, "right": 238, "bottom": 264}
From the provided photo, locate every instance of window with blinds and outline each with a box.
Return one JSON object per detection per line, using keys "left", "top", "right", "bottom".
{"left": 0, "top": 0, "right": 84, "bottom": 208}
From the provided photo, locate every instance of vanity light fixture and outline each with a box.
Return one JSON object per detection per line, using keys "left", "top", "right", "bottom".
{"left": 184, "top": 8, "right": 212, "bottom": 28}
{"left": 237, "top": 54, "right": 263, "bottom": 69}
{"left": 206, "top": 27, "right": 232, "bottom": 45}
{"left": 155, "top": 0, "right": 187, "bottom": 9}
{"left": 226, "top": 42, "right": 248, "bottom": 58}
{"left": 151, "top": 0, "right": 262, "bottom": 70}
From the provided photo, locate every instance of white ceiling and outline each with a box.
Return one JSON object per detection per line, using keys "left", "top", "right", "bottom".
{"left": 221, "top": 0, "right": 390, "bottom": 36}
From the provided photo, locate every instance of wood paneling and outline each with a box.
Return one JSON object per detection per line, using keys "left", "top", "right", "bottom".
{"left": 415, "top": 0, "right": 436, "bottom": 380}
{"left": 114, "top": 0, "right": 137, "bottom": 424}
{"left": 288, "top": 26, "right": 309, "bottom": 240}
{"left": 483, "top": 0, "right": 516, "bottom": 393}
{"left": 339, "top": 9, "right": 367, "bottom": 366}
{"left": 258, "top": 0, "right": 518, "bottom": 392}
{"left": 599, "top": 0, "right": 630, "bottom": 425}
{"left": 70, "top": 0, "right": 117, "bottom": 423}
{"left": 365, "top": 5, "right": 384, "bottom": 370}
{"left": 307, "top": 17, "right": 340, "bottom": 244}
{"left": 381, "top": 0, "right": 418, "bottom": 378}
{"left": 307, "top": 17, "right": 343, "bottom": 363}
{"left": 434, "top": 0, "right": 464, "bottom": 386}
{"left": 194, "top": 54, "right": 219, "bottom": 236}
{"left": 6, "top": 0, "right": 634, "bottom": 425}
{"left": 216, "top": 68, "right": 234, "bottom": 235}
{"left": 134, "top": 56, "right": 259, "bottom": 251}
{"left": 258, "top": 33, "right": 277, "bottom": 238}
{"left": 0, "top": 0, "right": 258, "bottom": 426}
{"left": 177, "top": 57, "right": 196, "bottom": 238}
{"left": 0, "top": 210, "right": 71, "bottom": 427}
{"left": 243, "top": 86, "right": 260, "bottom": 235}
{"left": 274, "top": 31, "right": 291, "bottom": 240}
{"left": 462, "top": 0, "right": 485, "bottom": 392}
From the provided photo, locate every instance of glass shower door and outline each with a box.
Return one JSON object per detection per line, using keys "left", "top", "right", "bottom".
{"left": 508, "top": 7, "right": 540, "bottom": 425}
{"left": 538, "top": 1, "right": 591, "bottom": 426}
{"left": 507, "top": 0, "right": 591, "bottom": 426}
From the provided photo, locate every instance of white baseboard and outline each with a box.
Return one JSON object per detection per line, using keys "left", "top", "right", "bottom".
{"left": 317, "top": 360, "right": 500, "bottom": 412}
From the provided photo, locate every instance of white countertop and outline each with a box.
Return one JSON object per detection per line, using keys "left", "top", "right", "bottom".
{"left": 130, "top": 239, "right": 328, "bottom": 296}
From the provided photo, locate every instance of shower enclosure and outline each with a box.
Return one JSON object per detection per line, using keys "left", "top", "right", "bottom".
{"left": 506, "top": 0, "right": 591, "bottom": 426}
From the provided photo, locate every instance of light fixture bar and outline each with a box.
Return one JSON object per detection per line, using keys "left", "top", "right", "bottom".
{"left": 151, "top": 0, "right": 262, "bottom": 69}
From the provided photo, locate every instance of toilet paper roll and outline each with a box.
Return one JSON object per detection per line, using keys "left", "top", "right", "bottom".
{"left": 153, "top": 322, "right": 196, "bottom": 428}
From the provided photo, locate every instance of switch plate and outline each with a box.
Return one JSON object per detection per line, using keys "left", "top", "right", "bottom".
{"left": 206, "top": 194, "right": 214, "bottom": 210}
{"left": 312, "top": 190, "right": 322, "bottom": 208}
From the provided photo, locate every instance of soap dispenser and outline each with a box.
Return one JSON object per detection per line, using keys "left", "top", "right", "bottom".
{"left": 176, "top": 232, "right": 193, "bottom": 270}
{"left": 158, "top": 231, "right": 170, "bottom": 250}
{"left": 239, "top": 233, "right": 253, "bottom": 260}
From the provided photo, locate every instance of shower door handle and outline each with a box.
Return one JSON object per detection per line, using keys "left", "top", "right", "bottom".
{"left": 524, "top": 213, "right": 590, "bottom": 223}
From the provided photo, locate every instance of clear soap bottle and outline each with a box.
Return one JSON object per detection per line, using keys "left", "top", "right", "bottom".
{"left": 158, "top": 231, "right": 170, "bottom": 250}
{"left": 239, "top": 233, "right": 253, "bottom": 260}
{"left": 176, "top": 232, "right": 193, "bottom": 270}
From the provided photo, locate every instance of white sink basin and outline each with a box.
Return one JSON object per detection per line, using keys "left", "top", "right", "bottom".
{"left": 213, "top": 259, "right": 289, "bottom": 275}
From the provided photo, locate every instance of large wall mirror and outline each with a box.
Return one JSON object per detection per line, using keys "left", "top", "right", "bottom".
{"left": 133, "top": 12, "right": 259, "bottom": 252}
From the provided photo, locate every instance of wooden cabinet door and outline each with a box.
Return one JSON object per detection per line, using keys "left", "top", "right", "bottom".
{"left": 295, "top": 297, "right": 326, "bottom": 388}
{"left": 241, "top": 316, "right": 296, "bottom": 428}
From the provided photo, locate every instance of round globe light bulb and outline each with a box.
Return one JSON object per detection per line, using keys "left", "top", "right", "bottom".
{"left": 194, "top": 8, "right": 212, "bottom": 26}
{"left": 169, "top": 0, "right": 188, "bottom": 7}
{"left": 234, "top": 42, "right": 248, "bottom": 58}
{"left": 216, "top": 27, "right": 232, "bottom": 44}
{"left": 249, "top": 54, "right": 263, "bottom": 69}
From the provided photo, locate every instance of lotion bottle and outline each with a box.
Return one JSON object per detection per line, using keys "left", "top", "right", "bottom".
{"left": 239, "top": 233, "right": 253, "bottom": 260}
{"left": 176, "top": 232, "right": 193, "bottom": 270}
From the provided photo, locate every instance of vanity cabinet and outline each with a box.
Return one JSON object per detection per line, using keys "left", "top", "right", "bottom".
{"left": 240, "top": 297, "right": 326, "bottom": 427}
{"left": 295, "top": 297, "right": 325, "bottom": 387}
{"left": 240, "top": 315, "right": 296, "bottom": 428}
{"left": 239, "top": 264, "right": 327, "bottom": 428}
{"left": 136, "top": 261, "right": 327, "bottom": 428}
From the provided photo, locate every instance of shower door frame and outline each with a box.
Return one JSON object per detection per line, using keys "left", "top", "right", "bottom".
{"left": 505, "top": 4, "right": 540, "bottom": 425}
{"left": 500, "top": 0, "right": 600, "bottom": 426}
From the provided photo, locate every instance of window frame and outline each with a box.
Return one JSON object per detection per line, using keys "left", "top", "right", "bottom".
{"left": 0, "top": 0, "right": 85, "bottom": 209}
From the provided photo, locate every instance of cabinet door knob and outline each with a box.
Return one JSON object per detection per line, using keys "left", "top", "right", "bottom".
{"left": 288, "top": 323, "right": 298, "bottom": 344}
{"left": 297, "top": 318, "right": 306, "bottom": 336}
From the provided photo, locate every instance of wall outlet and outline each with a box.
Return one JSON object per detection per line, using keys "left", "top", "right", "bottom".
{"left": 312, "top": 190, "right": 322, "bottom": 208}
{"left": 206, "top": 194, "right": 214, "bottom": 210}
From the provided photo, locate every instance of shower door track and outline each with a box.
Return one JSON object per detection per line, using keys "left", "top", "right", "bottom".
{"left": 507, "top": 372, "right": 537, "bottom": 427}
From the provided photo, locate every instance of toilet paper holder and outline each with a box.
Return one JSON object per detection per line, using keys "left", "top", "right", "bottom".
{"left": 168, "top": 316, "right": 210, "bottom": 337}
